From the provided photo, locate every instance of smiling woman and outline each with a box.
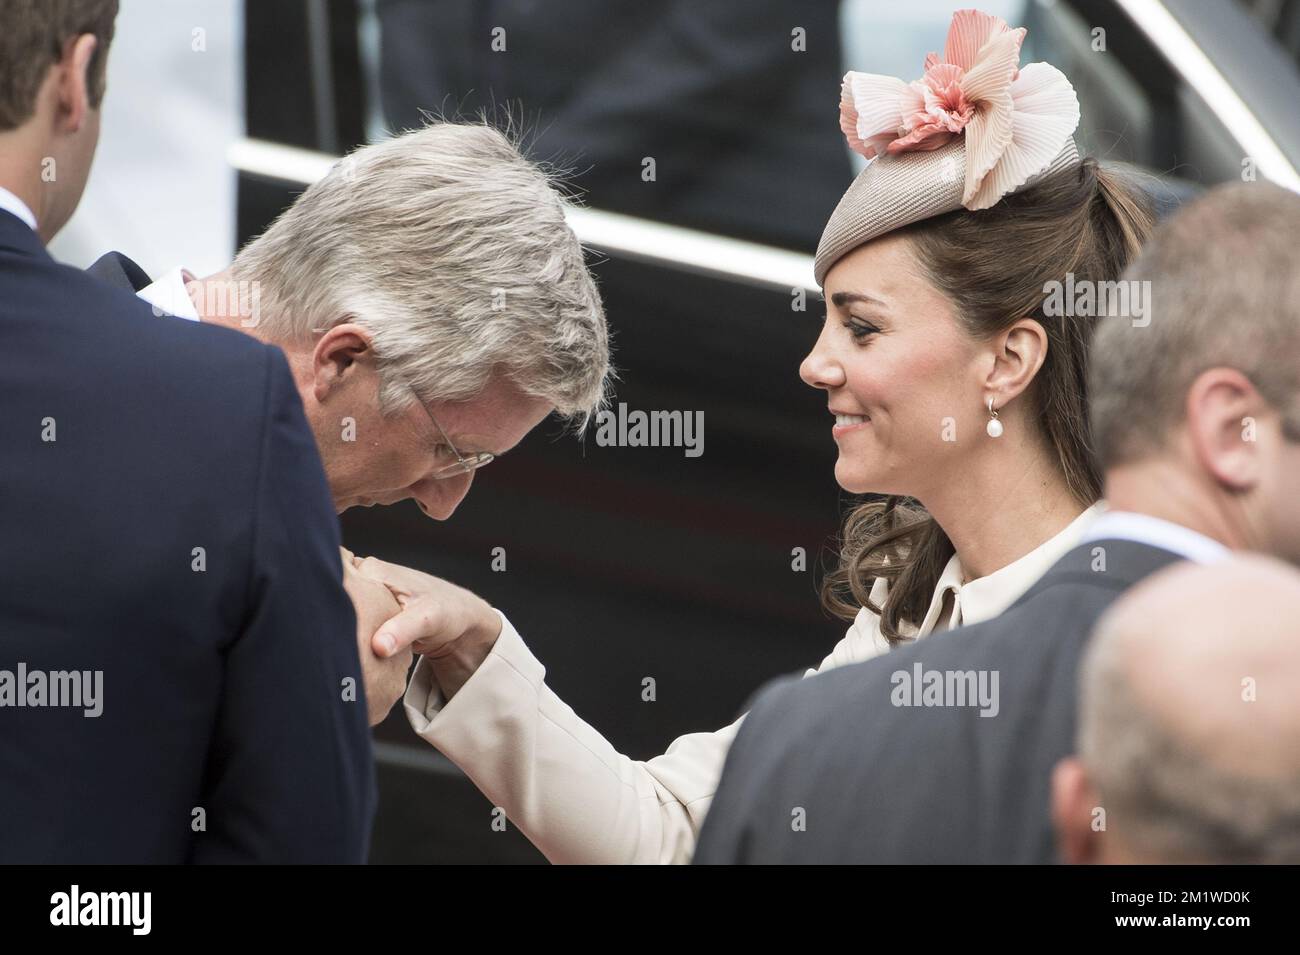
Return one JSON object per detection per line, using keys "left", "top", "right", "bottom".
{"left": 817, "top": 154, "right": 1156, "bottom": 644}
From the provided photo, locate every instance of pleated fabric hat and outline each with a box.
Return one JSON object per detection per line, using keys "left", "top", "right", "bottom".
{"left": 815, "top": 8, "right": 1083, "bottom": 286}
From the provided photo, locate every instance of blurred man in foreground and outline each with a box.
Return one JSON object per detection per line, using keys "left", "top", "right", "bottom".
{"left": 1054, "top": 556, "right": 1300, "bottom": 864}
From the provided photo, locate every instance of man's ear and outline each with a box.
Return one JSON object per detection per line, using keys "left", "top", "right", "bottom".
{"left": 984, "top": 317, "right": 1048, "bottom": 406}
{"left": 311, "top": 323, "right": 375, "bottom": 403}
{"left": 54, "top": 34, "right": 98, "bottom": 134}
{"left": 1051, "top": 757, "right": 1103, "bottom": 865}
{"left": 1185, "top": 368, "right": 1263, "bottom": 493}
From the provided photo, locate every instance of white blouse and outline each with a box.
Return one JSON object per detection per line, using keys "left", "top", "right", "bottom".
{"left": 404, "top": 502, "right": 1106, "bottom": 864}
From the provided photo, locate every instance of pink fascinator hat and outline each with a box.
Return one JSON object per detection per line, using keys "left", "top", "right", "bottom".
{"left": 814, "top": 8, "right": 1082, "bottom": 285}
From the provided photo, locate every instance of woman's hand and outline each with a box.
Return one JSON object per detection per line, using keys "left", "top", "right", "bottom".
{"left": 340, "top": 547, "right": 412, "bottom": 726}
{"left": 350, "top": 555, "right": 502, "bottom": 702}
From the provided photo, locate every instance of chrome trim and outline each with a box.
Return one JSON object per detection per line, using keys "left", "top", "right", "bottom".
{"left": 226, "top": 137, "right": 821, "bottom": 294}
{"left": 1112, "top": 0, "right": 1300, "bottom": 190}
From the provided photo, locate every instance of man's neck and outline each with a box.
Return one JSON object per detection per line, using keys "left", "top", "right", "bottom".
{"left": 0, "top": 140, "right": 46, "bottom": 240}
{"left": 1103, "top": 458, "right": 1251, "bottom": 552}
{"left": 0, "top": 121, "right": 67, "bottom": 242}
{"left": 189, "top": 271, "right": 310, "bottom": 399}
{"left": 187, "top": 268, "right": 243, "bottom": 330}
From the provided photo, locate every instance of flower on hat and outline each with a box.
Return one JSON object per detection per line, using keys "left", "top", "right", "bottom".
{"left": 839, "top": 8, "right": 1080, "bottom": 210}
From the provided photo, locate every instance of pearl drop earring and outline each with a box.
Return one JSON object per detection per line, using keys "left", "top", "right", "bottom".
{"left": 986, "top": 398, "right": 1003, "bottom": 438}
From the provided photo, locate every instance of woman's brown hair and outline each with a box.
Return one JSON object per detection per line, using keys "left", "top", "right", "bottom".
{"left": 820, "top": 158, "right": 1156, "bottom": 643}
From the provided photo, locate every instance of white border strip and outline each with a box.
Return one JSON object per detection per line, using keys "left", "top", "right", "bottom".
{"left": 225, "top": 138, "right": 820, "bottom": 294}
{"left": 227, "top": 138, "right": 338, "bottom": 187}
{"left": 1114, "top": 0, "right": 1300, "bottom": 191}
{"left": 564, "top": 206, "right": 818, "bottom": 293}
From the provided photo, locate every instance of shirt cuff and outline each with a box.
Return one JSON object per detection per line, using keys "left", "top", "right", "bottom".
{"left": 402, "top": 609, "right": 542, "bottom": 735}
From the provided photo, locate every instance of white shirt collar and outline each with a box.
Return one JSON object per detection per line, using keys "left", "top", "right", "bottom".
{"left": 1078, "top": 510, "right": 1231, "bottom": 565}
{"left": 137, "top": 266, "right": 201, "bottom": 321}
{"left": 870, "top": 501, "right": 1107, "bottom": 637}
{"left": 0, "top": 186, "right": 37, "bottom": 233}
{"left": 934, "top": 501, "right": 1108, "bottom": 631}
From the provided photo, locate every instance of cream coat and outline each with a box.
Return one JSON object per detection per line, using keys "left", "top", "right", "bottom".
{"left": 404, "top": 503, "right": 1105, "bottom": 863}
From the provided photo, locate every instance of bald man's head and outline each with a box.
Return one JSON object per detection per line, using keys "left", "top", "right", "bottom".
{"left": 1053, "top": 556, "right": 1300, "bottom": 864}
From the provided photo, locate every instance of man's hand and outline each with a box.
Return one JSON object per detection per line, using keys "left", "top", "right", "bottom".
{"left": 352, "top": 556, "right": 502, "bottom": 702}
{"left": 340, "top": 548, "right": 412, "bottom": 726}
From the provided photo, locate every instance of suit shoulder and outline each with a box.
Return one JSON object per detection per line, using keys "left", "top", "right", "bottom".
{"left": 49, "top": 259, "right": 267, "bottom": 352}
{"left": 768, "top": 574, "right": 1116, "bottom": 717}
{"left": 732, "top": 668, "right": 850, "bottom": 762}
{"left": 52, "top": 260, "right": 287, "bottom": 396}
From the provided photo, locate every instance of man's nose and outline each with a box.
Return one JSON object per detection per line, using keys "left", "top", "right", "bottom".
{"left": 411, "top": 470, "right": 474, "bottom": 520}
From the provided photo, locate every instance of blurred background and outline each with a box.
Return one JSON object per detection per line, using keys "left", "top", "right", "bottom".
{"left": 53, "top": 0, "right": 1300, "bottom": 862}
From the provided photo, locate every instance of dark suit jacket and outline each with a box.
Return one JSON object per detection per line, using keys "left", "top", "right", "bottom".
{"left": 694, "top": 538, "right": 1185, "bottom": 864}
{"left": 0, "top": 212, "right": 376, "bottom": 862}
{"left": 86, "top": 249, "right": 153, "bottom": 293}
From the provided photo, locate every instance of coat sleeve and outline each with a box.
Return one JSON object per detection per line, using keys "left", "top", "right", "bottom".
{"left": 191, "top": 347, "right": 375, "bottom": 863}
{"left": 403, "top": 601, "right": 890, "bottom": 864}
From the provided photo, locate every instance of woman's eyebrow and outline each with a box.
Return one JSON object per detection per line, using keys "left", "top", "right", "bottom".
{"left": 830, "top": 291, "right": 890, "bottom": 309}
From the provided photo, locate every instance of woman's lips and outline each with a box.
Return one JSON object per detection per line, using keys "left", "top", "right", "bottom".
{"left": 832, "top": 412, "right": 871, "bottom": 438}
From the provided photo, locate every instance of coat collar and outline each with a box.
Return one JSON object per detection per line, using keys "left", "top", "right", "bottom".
{"left": 1007, "top": 533, "right": 1192, "bottom": 615}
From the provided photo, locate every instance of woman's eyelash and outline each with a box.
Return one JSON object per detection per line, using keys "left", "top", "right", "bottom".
{"left": 842, "top": 319, "right": 880, "bottom": 340}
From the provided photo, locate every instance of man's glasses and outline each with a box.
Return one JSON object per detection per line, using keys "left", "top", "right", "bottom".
{"left": 409, "top": 390, "right": 495, "bottom": 480}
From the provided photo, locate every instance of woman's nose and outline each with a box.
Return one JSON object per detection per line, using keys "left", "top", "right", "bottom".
{"left": 800, "top": 333, "right": 847, "bottom": 391}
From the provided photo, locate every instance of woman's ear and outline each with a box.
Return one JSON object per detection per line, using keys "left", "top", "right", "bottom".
{"left": 311, "top": 323, "right": 374, "bottom": 403}
{"left": 985, "top": 317, "right": 1049, "bottom": 405}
